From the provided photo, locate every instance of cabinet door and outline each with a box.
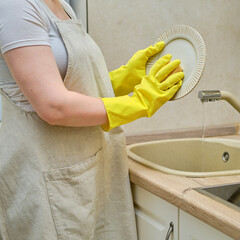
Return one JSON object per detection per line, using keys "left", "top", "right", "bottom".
{"left": 131, "top": 184, "right": 178, "bottom": 240}
{"left": 179, "top": 210, "right": 233, "bottom": 240}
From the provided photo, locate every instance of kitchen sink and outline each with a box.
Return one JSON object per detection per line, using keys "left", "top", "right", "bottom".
{"left": 127, "top": 138, "right": 240, "bottom": 177}
{"left": 195, "top": 183, "right": 240, "bottom": 212}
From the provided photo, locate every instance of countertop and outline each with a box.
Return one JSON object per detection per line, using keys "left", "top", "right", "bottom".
{"left": 127, "top": 134, "right": 240, "bottom": 239}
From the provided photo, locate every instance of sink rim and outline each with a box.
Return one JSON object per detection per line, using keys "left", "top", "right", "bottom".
{"left": 127, "top": 138, "right": 240, "bottom": 177}
{"left": 194, "top": 183, "right": 240, "bottom": 213}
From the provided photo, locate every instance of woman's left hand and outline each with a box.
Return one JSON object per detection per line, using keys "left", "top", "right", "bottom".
{"left": 109, "top": 41, "right": 165, "bottom": 97}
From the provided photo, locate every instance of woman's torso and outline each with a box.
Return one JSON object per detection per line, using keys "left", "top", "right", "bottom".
{"left": 0, "top": 0, "right": 75, "bottom": 111}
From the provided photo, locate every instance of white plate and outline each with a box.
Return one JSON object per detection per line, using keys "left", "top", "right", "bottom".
{"left": 146, "top": 25, "right": 206, "bottom": 100}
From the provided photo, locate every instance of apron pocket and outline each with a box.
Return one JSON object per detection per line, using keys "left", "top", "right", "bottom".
{"left": 43, "top": 148, "right": 104, "bottom": 240}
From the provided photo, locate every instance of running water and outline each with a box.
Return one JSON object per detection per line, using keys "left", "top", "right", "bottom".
{"left": 201, "top": 102, "right": 206, "bottom": 172}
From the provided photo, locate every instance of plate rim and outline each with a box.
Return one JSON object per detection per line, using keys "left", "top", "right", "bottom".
{"left": 147, "top": 25, "right": 206, "bottom": 100}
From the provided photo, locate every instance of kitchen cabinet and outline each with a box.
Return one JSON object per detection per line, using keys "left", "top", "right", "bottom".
{"left": 179, "top": 210, "right": 232, "bottom": 240}
{"left": 131, "top": 184, "right": 233, "bottom": 240}
{"left": 131, "top": 184, "right": 178, "bottom": 240}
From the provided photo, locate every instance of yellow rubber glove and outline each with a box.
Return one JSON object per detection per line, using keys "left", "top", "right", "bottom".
{"left": 101, "top": 54, "right": 184, "bottom": 132}
{"left": 109, "top": 41, "right": 165, "bottom": 96}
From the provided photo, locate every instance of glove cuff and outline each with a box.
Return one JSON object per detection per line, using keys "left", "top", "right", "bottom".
{"left": 101, "top": 95, "right": 147, "bottom": 132}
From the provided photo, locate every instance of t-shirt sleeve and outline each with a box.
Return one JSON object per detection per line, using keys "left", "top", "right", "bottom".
{"left": 0, "top": 0, "right": 50, "bottom": 54}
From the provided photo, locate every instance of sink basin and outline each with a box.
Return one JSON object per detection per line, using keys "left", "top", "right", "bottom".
{"left": 195, "top": 183, "right": 240, "bottom": 212}
{"left": 127, "top": 138, "right": 240, "bottom": 177}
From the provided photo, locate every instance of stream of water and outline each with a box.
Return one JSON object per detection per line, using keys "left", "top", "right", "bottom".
{"left": 201, "top": 102, "right": 206, "bottom": 173}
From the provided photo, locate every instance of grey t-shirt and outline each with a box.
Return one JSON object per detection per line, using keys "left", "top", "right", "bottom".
{"left": 0, "top": 0, "right": 76, "bottom": 111}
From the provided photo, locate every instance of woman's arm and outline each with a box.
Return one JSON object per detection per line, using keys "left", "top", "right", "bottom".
{"left": 4, "top": 45, "right": 108, "bottom": 127}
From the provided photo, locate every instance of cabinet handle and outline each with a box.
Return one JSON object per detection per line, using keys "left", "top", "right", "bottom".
{"left": 165, "top": 222, "right": 174, "bottom": 240}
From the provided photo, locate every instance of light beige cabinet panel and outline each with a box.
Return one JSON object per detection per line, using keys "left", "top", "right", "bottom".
{"left": 131, "top": 184, "right": 178, "bottom": 240}
{"left": 179, "top": 210, "right": 233, "bottom": 240}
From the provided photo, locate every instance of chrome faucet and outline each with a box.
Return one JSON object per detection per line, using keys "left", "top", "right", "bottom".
{"left": 198, "top": 90, "right": 240, "bottom": 113}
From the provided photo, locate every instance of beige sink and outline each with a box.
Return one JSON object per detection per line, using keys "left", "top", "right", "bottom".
{"left": 127, "top": 138, "right": 240, "bottom": 177}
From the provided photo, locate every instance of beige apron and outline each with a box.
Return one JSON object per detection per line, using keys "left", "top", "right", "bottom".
{"left": 0, "top": 2, "right": 137, "bottom": 240}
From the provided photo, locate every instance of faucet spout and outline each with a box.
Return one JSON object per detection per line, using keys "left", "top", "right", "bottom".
{"left": 198, "top": 90, "right": 221, "bottom": 102}
{"left": 198, "top": 90, "right": 240, "bottom": 113}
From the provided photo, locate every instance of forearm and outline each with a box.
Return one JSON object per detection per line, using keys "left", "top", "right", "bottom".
{"left": 38, "top": 90, "right": 108, "bottom": 127}
{"left": 3, "top": 46, "right": 108, "bottom": 128}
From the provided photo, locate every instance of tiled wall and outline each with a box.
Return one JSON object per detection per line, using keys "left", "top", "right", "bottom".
{"left": 88, "top": 0, "right": 240, "bottom": 134}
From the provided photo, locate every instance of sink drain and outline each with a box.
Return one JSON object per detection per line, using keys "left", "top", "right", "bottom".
{"left": 222, "top": 152, "right": 230, "bottom": 162}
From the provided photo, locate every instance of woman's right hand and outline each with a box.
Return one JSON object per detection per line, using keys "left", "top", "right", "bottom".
{"left": 133, "top": 54, "right": 184, "bottom": 117}
{"left": 101, "top": 54, "right": 184, "bottom": 131}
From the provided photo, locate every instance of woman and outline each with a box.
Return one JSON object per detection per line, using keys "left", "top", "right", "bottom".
{"left": 0, "top": 0, "right": 184, "bottom": 239}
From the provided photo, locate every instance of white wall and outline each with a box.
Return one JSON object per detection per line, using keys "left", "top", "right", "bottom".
{"left": 0, "top": 96, "right": 1, "bottom": 121}
{"left": 88, "top": 0, "right": 240, "bottom": 134}
{"left": 69, "top": 0, "right": 88, "bottom": 30}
